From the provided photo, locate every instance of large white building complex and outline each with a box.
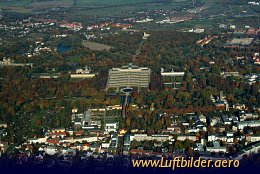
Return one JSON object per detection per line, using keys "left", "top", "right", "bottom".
{"left": 106, "top": 64, "right": 151, "bottom": 91}
{"left": 161, "top": 68, "right": 185, "bottom": 89}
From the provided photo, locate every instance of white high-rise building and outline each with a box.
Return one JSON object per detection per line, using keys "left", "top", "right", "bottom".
{"left": 106, "top": 64, "right": 151, "bottom": 91}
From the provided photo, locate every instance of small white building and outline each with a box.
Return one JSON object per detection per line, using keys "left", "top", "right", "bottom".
{"left": 207, "top": 134, "right": 217, "bottom": 142}
{"left": 206, "top": 147, "right": 227, "bottom": 153}
{"left": 238, "top": 120, "right": 260, "bottom": 130}
{"left": 27, "top": 137, "right": 48, "bottom": 144}
{"left": 199, "top": 115, "right": 207, "bottom": 123}
{"left": 177, "top": 135, "right": 197, "bottom": 142}
{"left": 143, "top": 32, "right": 151, "bottom": 39}
{"left": 250, "top": 135, "right": 260, "bottom": 142}
{"left": 187, "top": 128, "right": 200, "bottom": 133}
{"left": 44, "top": 146, "right": 58, "bottom": 155}
{"left": 130, "top": 134, "right": 171, "bottom": 142}
{"left": 209, "top": 118, "right": 218, "bottom": 126}
{"left": 0, "top": 142, "right": 8, "bottom": 157}
{"left": 206, "top": 141, "right": 226, "bottom": 153}
{"left": 230, "top": 25, "right": 236, "bottom": 29}
{"left": 72, "top": 108, "right": 78, "bottom": 113}
{"left": 102, "top": 142, "right": 110, "bottom": 148}
{"left": 239, "top": 113, "right": 259, "bottom": 121}
{"left": 105, "top": 123, "right": 118, "bottom": 133}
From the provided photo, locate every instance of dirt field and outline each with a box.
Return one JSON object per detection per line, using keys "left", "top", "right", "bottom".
{"left": 82, "top": 41, "right": 112, "bottom": 51}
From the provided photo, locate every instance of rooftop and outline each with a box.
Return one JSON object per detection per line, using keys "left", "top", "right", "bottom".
{"left": 225, "top": 38, "right": 254, "bottom": 47}
{"left": 111, "top": 64, "right": 150, "bottom": 71}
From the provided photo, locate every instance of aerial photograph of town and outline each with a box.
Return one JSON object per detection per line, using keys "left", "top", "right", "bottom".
{"left": 0, "top": 0, "right": 259, "bottom": 173}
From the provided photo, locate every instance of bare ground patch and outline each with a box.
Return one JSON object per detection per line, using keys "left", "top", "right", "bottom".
{"left": 82, "top": 41, "right": 112, "bottom": 51}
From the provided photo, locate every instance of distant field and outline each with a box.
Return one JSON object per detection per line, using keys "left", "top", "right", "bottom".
{"left": 0, "top": 0, "right": 31, "bottom": 7}
{"left": 174, "top": 18, "right": 216, "bottom": 28}
{"left": 0, "top": 0, "right": 74, "bottom": 8}
{"left": 1, "top": 6, "right": 33, "bottom": 13}
{"left": 0, "top": 0, "right": 191, "bottom": 15}
{"left": 75, "top": 0, "right": 157, "bottom": 6}
{"left": 82, "top": 41, "right": 112, "bottom": 51}
{"left": 0, "top": 0, "right": 243, "bottom": 29}
{"left": 28, "top": 0, "right": 73, "bottom": 8}
{"left": 0, "top": 0, "right": 170, "bottom": 7}
{"left": 71, "top": 0, "right": 191, "bottom": 16}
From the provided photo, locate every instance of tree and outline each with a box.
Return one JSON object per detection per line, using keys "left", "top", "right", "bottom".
{"left": 174, "top": 140, "right": 183, "bottom": 151}
{"left": 227, "top": 94, "right": 235, "bottom": 104}
{"left": 183, "top": 139, "right": 192, "bottom": 149}
{"left": 249, "top": 96, "right": 257, "bottom": 105}
{"left": 126, "top": 116, "right": 131, "bottom": 128}
{"left": 208, "top": 126, "right": 215, "bottom": 134}
{"left": 186, "top": 147, "right": 194, "bottom": 157}
{"left": 135, "top": 96, "right": 142, "bottom": 106}
{"left": 131, "top": 140, "right": 140, "bottom": 149}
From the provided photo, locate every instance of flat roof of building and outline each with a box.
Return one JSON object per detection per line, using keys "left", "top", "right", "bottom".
{"left": 225, "top": 38, "right": 254, "bottom": 46}
{"left": 161, "top": 72, "right": 185, "bottom": 77}
{"left": 110, "top": 64, "right": 150, "bottom": 71}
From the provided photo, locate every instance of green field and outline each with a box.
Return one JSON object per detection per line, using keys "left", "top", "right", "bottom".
{"left": 0, "top": 0, "right": 169, "bottom": 7}
{"left": 72, "top": 0, "right": 192, "bottom": 16}
{"left": 0, "top": 0, "right": 192, "bottom": 15}
{"left": 0, "top": 0, "right": 253, "bottom": 29}
{"left": 74, "top": 0, "right": 158, "bottom": 6}
{"left": 0, "top": 0, "right": 31, "bottom": 7}
{"left": 28, "top": 0, "right": 73, "bottom": 7}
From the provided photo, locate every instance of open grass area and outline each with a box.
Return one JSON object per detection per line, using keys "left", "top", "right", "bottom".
{"left": 67, "top": 55, "right": 81, "bottom": 62}
{"left": 175, "top": 18, "right": 216, "bottom": 28}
